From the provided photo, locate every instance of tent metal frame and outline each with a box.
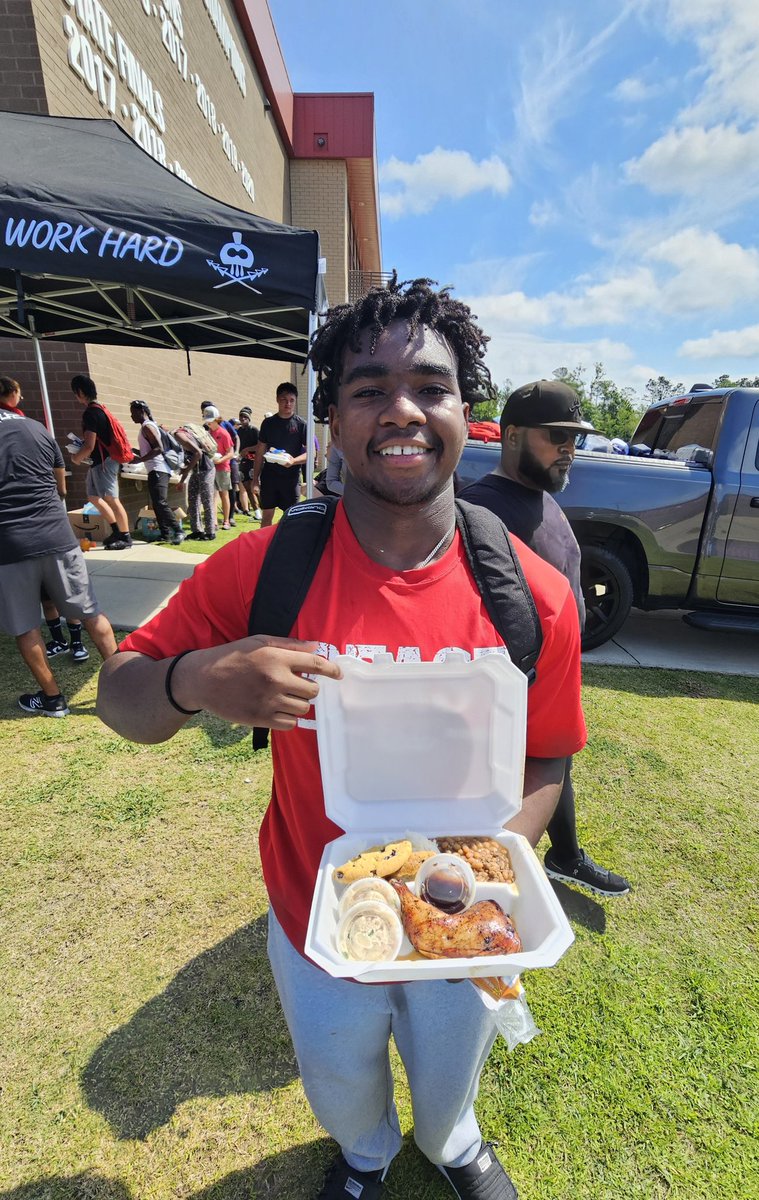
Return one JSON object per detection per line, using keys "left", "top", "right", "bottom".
{"left": 0, "top": 267, "right": 327, "bottom": 497}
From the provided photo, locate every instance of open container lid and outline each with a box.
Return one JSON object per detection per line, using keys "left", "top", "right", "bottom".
{"left": 315, "top": 654, "right": 528, "bottom": 836}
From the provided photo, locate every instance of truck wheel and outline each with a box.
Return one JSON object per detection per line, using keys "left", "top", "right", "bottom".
{"left": 580, "top": 546, "right": 634, "bottom": 650}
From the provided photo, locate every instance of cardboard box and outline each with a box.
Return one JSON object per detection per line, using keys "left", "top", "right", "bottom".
{"left": 67, "top": 507, "right": 109, "bottom": 543}
{"left": 305, "top": 655, "right": 574, "bottom": 983}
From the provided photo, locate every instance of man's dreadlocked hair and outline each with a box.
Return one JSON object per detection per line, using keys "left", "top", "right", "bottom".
{"left": 309, "top": 272, "right": 495, "bottom": 421}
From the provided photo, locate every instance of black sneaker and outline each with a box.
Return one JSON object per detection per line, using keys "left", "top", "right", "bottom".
{"left": 185, "top": 531, "right": 207, "bottom": 540}
{"left": 71, "top": 643, "right": 90, "bottom": 663}
{"left": 45, "top": 638, "right": 69, "bottom": 659}
{"left": 171, "top": 531, "right": 185, "bottom": 545}
{"left": 316, "top": 1155, "right": 384, "bottom": 1199}
{"left": 439, "top": 1143, "right": 518, "bottom": 1199}
{"left": 544, "top": 848, "right": 631, "bottom": 897}
{"left": 18, "top": 691, "right": 69, "bottom": 718}
{"left": 104, "top": 538, "right": 130, "bottom": 551}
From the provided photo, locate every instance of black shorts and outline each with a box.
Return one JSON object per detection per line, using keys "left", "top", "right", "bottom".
{"left": 260, "top": 469, "right": 301, "bottom": 513}
{"left": 240, "top": 458, "right": 256, "bottom": 482}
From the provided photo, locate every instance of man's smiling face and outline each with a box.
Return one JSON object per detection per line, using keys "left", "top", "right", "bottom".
{"left": 330, "top": 320, "right": 469, "bottom": 507}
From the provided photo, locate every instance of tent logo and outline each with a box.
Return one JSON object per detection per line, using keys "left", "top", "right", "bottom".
{"left": 207, "top": 232, "right": 269, "bottom": 292}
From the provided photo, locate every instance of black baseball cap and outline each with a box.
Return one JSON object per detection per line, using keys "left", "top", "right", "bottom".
{"left": 500, "top": 380, "right": 597, "bottom": 433}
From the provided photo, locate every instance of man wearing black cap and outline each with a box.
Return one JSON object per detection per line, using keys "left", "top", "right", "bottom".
{"left": 460, "top": 379, "right": 631, "bottom": 897}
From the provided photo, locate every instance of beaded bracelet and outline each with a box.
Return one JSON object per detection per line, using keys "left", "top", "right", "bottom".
{"left": 164, "top": 649, "right": 202, "bottom": 715}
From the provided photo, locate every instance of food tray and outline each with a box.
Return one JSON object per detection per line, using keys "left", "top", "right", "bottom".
{"left": 305, "top": 655, "right": 574, "bottom": 982}
{"left": 305, "top": 830, "right": 573, "bottom": 982}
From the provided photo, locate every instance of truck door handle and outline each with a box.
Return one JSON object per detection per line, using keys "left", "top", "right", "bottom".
{"left": 751, "top": 497, "right": 759, "bottom": 508}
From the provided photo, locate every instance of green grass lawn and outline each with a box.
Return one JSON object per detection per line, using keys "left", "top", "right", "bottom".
{"left": 133, "top": 510, "right": 265, "bottom": 555}
{"left": 0, "top": 645, "right": 757, "bottom": 1199}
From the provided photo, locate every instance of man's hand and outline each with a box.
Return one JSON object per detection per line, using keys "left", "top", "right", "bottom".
{"left": 172, "top": 636, "right": 342, "bottom": 728}
{"left": 70, "top": 429, "right": 97, "bottom": 466}
{"left": 97, "top": 636, "right": 343, "bottom": 743}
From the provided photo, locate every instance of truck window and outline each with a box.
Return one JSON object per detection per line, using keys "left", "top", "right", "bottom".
{"left": 633, "top": 398, "right": 722, "bottom": 459}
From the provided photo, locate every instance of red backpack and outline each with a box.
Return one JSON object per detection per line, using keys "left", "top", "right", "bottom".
{"left": 91, "top": 402, "right": 134, "bottom": 464}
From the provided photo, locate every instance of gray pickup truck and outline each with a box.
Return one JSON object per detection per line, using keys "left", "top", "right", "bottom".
{"left": 457, "top": 386, "right": 759, "bottom": 648}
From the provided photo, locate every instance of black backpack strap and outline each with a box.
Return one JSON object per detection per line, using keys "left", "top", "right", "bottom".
{"left": 454, "top": 498, "right": 543, "bottom": 683}
{"left": 248, "top": 496, "right": 338, "bottom": 749}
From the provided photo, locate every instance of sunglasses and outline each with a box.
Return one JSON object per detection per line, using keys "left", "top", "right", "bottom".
{"left": 544, "top": 427, "right": 581, "bottom": 446}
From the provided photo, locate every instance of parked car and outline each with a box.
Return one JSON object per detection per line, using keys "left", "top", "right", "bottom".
{"left": 458, "top": 387, "right": 759, "bottom": 648}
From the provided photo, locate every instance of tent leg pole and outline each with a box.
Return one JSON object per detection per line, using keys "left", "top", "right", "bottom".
{"left": 305, "top": 310, "right": 318, "bottom": 499}
{"left": 28, "top": 315, "right": 56, "bottom": 437}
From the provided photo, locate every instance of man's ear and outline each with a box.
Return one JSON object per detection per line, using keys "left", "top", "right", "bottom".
{"left": 462, "top": 402, "right": 470, "bottom": 424}
{"left": 503, "top": 423, "right": 520, "bottom": 448}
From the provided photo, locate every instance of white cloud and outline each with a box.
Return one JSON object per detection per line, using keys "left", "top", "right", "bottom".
{"left": 476, "top": 328, "right": 640, "bottom": 392}
{"left": 557, "top": 268, "right": 660, "bottom": 326}
{"left": 528, "top": 199, "right": 559, "bottom": 228}
{"left": 625, "top": 123, "right": 759, "bottom": 194}
{"left": 379, "top": 148, "right": 511, "bottom": 218}
{"left": 681, "top": 323, "right": 759, "bottom": 357}
{"left": 648, "top": 227, "right": 759, "bottom": 311}
{"left": 513, "top": 7, "right": 634, "bottom": 158}
{"left": 611, "top": 75, "right": 660, "bottom": 102}
{"left": 663, "top": 0, "right": 759, "bottom": 125}
{"left": 466, "top": 291, "right": 553, "bottom": 330}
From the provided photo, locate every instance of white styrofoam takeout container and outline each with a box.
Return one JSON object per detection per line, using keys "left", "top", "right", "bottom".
{"left": 305, "top": 654, "right": 574, "bottom": 983}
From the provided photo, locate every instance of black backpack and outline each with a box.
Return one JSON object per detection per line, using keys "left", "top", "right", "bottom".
{"left": 247, "top": 497, "right": 543, "bottom": 751}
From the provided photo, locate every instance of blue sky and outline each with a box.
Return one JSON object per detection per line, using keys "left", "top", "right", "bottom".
{"left": 269, "top": 0, "right": 759, "bottom": 399}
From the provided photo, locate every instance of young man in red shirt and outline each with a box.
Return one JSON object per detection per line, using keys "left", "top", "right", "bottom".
{"left": 98, "top": 277, "right": 586, "bottom": 1200}
{"left": 203, "top": 405, "right": 235, "bottom": 529}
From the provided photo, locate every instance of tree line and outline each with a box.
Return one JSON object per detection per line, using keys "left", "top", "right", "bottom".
{"left": 474, "top": 366, "right": 759, "bottom": 441}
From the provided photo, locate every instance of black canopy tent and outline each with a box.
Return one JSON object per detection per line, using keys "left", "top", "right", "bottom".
{"left": 0, "top": 111, "right": 324, "bottom": 481}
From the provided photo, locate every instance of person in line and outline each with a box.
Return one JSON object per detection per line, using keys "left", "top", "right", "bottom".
{"left": 459, "top": 380, "right": 631, "bottom": 896}
{"left": 201, "top": 403, "right": 240, "bottom": 527}
{"left": 251, "top": 382, "right": 308, "bottom": 526}
{"left": 0, "top": 405, "right": 116, "bottom": 716}
{"left": 202, "top": 405, "right": 235, "bottom": 529}
{"left": 237, "top": 407, "right": 262, "bottom": 519}
{"left": 174, "top": 423, "right": 217, "bottom": 541}
{"left": 129, "top": 401, "right": 184, "bottom": 545}
{"left": 68, "top": 375, "right": 132, "bottom": 550}
{"left": 228, "top": 415, "right": 251, "bottom": 518}
{"left": 1, "top": 379, "right": 93, "bottom": 661}
{"left": 0, "top": 376, "right": 24, "bottom": 414}
{"left": 97, "top": 277, "right": 586, "bottom": 1200}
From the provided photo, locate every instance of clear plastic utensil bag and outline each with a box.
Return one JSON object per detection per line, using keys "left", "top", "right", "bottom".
{"left": 470, "top": 976, "right": 541, "bottom": 1051}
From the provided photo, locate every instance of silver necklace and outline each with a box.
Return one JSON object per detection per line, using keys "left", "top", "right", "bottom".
{"left": 416, "top": 522, "right": 456, "bottom": 569}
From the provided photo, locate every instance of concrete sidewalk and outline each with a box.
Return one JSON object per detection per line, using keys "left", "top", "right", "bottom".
{"left": 85, "top": 541, "right": 207, "bottom": 631}
{"left": 85, "top": 542, "right": 759, "bottom": 677}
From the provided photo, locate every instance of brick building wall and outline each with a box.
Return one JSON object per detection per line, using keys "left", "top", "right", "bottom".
{"left": 291, "top": 158, "right": 349, "bottom": 309}
{"left": 1, "top": 0, "right": 310, "bottom": 506}
{"left": 0, "top": 0, "right": 48, "bottom": 114}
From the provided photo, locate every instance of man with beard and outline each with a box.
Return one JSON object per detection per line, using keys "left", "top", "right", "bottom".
{"left": 459, "top": 380, "right": 631, "bottom": 897}
{"left": 97, "top": 280, "right": 586, "bottom": 1200}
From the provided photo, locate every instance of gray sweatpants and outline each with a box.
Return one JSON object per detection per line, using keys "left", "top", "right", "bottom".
{"left": 187, "top": 467, "right": 216, "bottom": 537}
{"left": 267, "top": 909, "right": 497, "bottom": 1174}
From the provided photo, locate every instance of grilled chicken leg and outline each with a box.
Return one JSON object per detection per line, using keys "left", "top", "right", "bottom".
{"left": 390, "top": 880, "right": 522, "bottom": 958}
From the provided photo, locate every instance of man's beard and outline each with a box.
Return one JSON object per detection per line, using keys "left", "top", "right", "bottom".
{"left": 518, "top": 442, "right": 571, "bottom": 494}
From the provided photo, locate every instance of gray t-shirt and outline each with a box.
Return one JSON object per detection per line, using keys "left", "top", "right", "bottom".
{"left": 459, "top": 472, "right": 586, "bottom": 629}
{"left": 0, "top": 411, "right": 77, "bottom": 564}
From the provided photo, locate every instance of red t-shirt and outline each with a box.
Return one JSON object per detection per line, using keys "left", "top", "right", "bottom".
{"left": 210, "top": 424, "right": 233, "bottom": 469}
{"left": 121, "top": 503, "right": 586, "bottom": 954}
